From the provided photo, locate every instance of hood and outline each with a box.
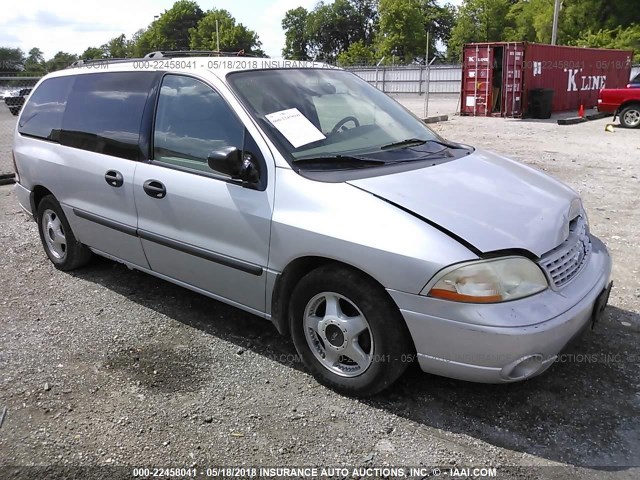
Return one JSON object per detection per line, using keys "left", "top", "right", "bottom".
{"left": 348, "top": 149, "right": 580, "bottom": 257}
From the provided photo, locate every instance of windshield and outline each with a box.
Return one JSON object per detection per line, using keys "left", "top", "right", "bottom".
{"left": 226, "top": 69, "right": 442, "bottom": 163}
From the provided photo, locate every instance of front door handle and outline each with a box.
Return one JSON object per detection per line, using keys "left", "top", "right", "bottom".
{"left": 105, "top": 170, "right": 124, "bottom": 187}
{"left": 143, "top": 179, "right": 166, "bottom": 199}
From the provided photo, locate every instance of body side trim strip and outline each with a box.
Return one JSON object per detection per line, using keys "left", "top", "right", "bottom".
{"left": 72, "top": 208, "right": 137, "bottom": 236}
{"left": 72, "top": 207, "right": 264, "bottom": 276}
{"left": 138, "top": 229, "right": 264, "bottom": 276}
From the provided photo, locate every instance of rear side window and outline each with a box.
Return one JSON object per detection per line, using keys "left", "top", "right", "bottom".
{"left": 61, "top": 72, "right": 156, "bottom": 160}
{"left": 18, "top": 76, "right": 75, "bottom": 141}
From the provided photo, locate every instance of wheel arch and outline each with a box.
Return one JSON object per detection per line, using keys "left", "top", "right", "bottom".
{"left": 270, "top": 255, "right": 407, "bottom": 339}
{"left": 31, "top": 185, "right": 54, "bottom": 217}
{"left": 617, "top": 100, "right": 640, "bottom": 114}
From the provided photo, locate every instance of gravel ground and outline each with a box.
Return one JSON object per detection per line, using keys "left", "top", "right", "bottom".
{"left": 0, "top": 96, "right": 639, "bottom": 480}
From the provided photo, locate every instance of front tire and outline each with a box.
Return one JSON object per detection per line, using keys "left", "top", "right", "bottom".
{"left": 290, "top": 265, "right": 413, "bottom": 397}
{"left": 619, "top": 105, "right": 640, "bottom": 128}
{"left": 36, "top": 195, "right": 92, "bottom": 271}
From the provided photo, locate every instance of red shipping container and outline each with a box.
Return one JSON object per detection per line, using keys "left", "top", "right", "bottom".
{"left": 461, "top": 42, "right": 633, "bottom": 117}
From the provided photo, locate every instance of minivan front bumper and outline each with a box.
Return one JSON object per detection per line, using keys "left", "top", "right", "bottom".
{"left": 388, "top": 235, "right": 612, "bottom": 383}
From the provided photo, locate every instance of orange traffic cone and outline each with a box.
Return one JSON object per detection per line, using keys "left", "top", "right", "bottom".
{"left": 578, "top": 104, "right": 585, "bottom": 118}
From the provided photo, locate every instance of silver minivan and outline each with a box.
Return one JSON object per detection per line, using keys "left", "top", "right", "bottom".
{"left": 13, "top": 55, "right": 612, "bottom": 396}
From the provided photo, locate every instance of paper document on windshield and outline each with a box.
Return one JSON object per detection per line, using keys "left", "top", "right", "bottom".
{"left": 265, "top": 108, "right": 326, "bottom": 148}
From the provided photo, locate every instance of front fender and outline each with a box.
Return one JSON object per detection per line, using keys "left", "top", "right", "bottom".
{"left": 268, "top": 168, "right": 477, "bottom": 296}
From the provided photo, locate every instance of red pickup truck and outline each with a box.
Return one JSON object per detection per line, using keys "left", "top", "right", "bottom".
{"left": 598, "top": 87, "right": 640, "bottom": 128}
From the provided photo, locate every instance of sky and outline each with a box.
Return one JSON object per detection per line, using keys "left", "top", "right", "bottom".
{"left": 0, "top": 0, "right": 463, "bottom": 60}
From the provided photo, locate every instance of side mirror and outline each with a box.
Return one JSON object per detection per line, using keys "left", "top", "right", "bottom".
{"left": 207, "top": 146, "right": 242, "bottom": 177}
{"left": 207, "top": 146, "right": 260, "bottom": 187}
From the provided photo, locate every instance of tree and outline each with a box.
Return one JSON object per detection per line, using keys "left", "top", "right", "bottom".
{"left": 161, "top": 0, "right": 204, "bottom": 49}
{"left": 337, "top": 40, "right": 376, "bottom": 65}
{"left": 300, "top": 0, "right": 378, "bottom": 61}
{"left": 189, "top": 9, "right": 264, "bottom": 55}
{"left": 81, "top": 47, "right": 105, "bottom": 60}
{"left": 127, "top": 29, "right": 147, "bottom": 57}
{"left": 373, "top": 0, "right": 455, "bottom": 63}
{"left": 282, "top": 7, "right": 309, "bottom": 59}
{"left": 346, "top": 0, "right": 379, "bottom": 47}
{"left": 282, "top": 0, "right": 460, "bottom": 64}
{"left": 447, "top": 0, "right": 512, "bottom": 61}
{"left": 24, "top": 48, "right": 46, "bottom": 75}
{"left": 575, "top": 24, "right": 640, "bottom": 62}
{"left": 130, "top": 27, "right": 155, "bottom": 57}
{"left": 306, "top": 1, "right": 352, "bottom": 60}
{"left": 376, "top": 0, "right": 426, "bottom": 63}
{"left": 101, "top": 34, "right": 129, "bottom": 58}
{"left": 281, "top": 1, "right": 378, "bottom": 61}
{"left": 136, "top": 0, "right": 204, "bottom": 52}
{"left": 423, "top": 1, "right": 457, "bottom": 51}
{"left": 503, "top": 0, "right": 541, "bottom": 43}
{"left": 499, "top": 0, "right": 640, "bottom": 48}
{"left": 560, "top": 0, "right": 640, "bottom": 45}
{"left": 46, "top": 51, "right": 79, "bottom": 72}
{"left": 0, "top": 47, "right": 25, "bottom": 72}
{"left": 563, "top": 0, "right": 640, "bottom": 61}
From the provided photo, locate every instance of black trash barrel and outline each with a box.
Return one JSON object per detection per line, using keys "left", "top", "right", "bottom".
{"left": 529, "top": 88, "right": 554, "bottom": 119}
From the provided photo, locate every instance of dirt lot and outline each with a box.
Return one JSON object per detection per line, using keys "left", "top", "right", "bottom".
{"left": 0, "top": 98, "right": 639, "bottom": 480}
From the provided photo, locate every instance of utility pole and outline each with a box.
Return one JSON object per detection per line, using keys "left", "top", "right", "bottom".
{"left": 423, "top": 31, "right": 429, "bottom": 118}
{"left": 153, "top": 15, "right": 159, "bottom": 50}
{"left": 216, "top": 19, "right": 220, "bottom": 52}
{"left": 551, "top": 0, "right": 561, "bottom": 45}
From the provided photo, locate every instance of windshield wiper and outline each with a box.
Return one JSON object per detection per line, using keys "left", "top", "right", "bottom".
{"left": 428, "top": 139, "right": 468, "bottom": 149}
{"left": 293, "top": 155, "right": 386, "bottom": 166}
{"left": 380, "top": 138, "right": 427, "bottom": 150}
{"left": 380, "top": 138, "right": 467, "bottom": 151}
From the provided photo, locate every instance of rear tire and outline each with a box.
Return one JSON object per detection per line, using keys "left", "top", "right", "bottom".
{"left": 289, "top": 265, "right": 413, "bottom": 397}
{"left": 619, "top": 105, "right": 640, "bottom": 128}
{"left": 36, "top": 195, "right": 92, "bottom": 271}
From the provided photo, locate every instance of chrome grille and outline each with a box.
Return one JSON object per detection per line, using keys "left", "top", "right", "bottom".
{"left": 539, "top": 216, "right": 591, "bottom": 289}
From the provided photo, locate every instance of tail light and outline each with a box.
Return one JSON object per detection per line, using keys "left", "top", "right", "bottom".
{"left": 12, "top": 150, "right": 20, "bottom": 183}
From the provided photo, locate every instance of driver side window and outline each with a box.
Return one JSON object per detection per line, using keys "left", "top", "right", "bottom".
{"left": 153, "top": 75, "right": 244, "bottom": 172}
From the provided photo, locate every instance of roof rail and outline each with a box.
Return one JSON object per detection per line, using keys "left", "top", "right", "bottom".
{"left": 68, "top": 58, "right": 134, "bottom": 68}
{"left": 144, "top": 50, "right": 254, "bottom": 58}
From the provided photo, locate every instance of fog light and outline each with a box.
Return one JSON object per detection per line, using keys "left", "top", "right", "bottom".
{"left": 502, "top": 354, "right": 544, "bottom": 381}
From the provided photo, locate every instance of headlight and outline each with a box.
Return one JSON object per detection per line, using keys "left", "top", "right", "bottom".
{"left": 423, "top": 257, "right": 548, "bottom": 303}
